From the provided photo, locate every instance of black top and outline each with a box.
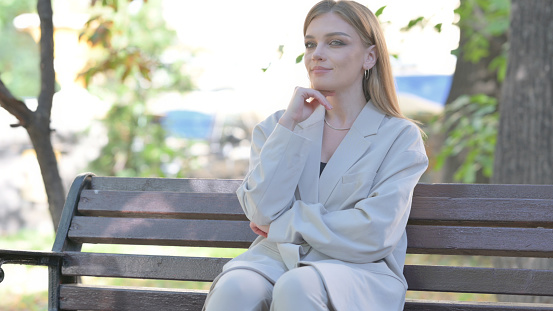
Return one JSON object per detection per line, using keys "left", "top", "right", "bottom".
{"left": 320, "top": 162, "right": 327, "bottom": 176}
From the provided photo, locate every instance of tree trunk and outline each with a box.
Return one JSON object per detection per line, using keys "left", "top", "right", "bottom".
{"left": 34, "top": 0, "right": 65, "bottom": 231}
{"left": 492, "top": 0, "right": 553, "bottom": 303}
{"left": 0, "top": 0, "right": 65, "bottom": 232}
{"left": 492, "top": 0, "right": 553, "bottom": 184}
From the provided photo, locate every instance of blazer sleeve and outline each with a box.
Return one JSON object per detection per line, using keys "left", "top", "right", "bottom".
{"left": 236, "top": 111, "right": 313, "bottom": 225}
{"left": 267, "top": 123, "right": 428, "bottom": 264}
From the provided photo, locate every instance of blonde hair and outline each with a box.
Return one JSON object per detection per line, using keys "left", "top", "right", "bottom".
{"left": 304, "top": 0, "right": 418, "bottom": 126}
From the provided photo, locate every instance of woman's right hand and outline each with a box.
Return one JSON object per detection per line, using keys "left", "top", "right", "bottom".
{"left": 250, "top": 222, "right": 269, "bottom": 238}
{"left": 278, "top": 87, "right": 334, "bottom": 130}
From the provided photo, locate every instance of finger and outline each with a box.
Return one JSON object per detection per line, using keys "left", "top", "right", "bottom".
{"left": 254, "top": 227, "right": 267, "bottom": 238}
{"left": 310, "top": 91, "right": 333, "bottom": 110}
{"left": 298, "top": 89, "right": 331, "bottom": 110}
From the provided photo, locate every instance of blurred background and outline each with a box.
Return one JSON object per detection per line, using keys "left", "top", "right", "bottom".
{"left": 3, "top": 0, "right": 551, "bottom": 309}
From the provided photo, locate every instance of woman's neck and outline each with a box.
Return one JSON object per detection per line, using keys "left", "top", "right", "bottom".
{"left": 325, "top": 90, "right": 367, "bottom": 128}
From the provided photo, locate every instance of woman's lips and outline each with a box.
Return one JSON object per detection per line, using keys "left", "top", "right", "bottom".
{"left": 311, "top": 66, "right": 332, "bottom": 74}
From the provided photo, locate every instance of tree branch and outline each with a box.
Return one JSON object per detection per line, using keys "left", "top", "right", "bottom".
{"left": 37, "top": 0, "right": 55, "bottom": 119}
{"left": 0, "top": 77, "right": 32, "bottom": 127}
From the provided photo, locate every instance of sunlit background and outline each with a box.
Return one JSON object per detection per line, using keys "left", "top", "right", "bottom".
{"left": 0, "top": 0, "right": 462, "bottom": 307}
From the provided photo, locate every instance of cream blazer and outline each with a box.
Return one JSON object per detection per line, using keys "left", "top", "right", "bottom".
{"left": 222, "top": 101, "right": 428, "bottom": 311}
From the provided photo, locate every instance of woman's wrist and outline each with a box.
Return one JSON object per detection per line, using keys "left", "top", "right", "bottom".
{"left": 278, "top": 114, "right": 298, "bottom": 131}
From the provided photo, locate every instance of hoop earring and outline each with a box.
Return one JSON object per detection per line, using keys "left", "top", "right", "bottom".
{"left": 364, "top": 69, "right": 369, "bottom": 80}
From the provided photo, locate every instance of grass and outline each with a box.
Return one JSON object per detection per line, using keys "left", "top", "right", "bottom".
{"left": 0, "top": 229, "right": 500, "bottom": 310}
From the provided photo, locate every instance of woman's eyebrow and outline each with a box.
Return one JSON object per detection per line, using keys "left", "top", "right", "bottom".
{"left": 304, "top": 32, "right": 352, "bottom": 39}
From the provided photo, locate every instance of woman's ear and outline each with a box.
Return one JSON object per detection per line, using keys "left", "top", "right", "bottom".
{"left": 364, "top": 45, "right": 378, "bottom": 70}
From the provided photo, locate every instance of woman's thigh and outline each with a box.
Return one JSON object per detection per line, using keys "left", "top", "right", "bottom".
{"left": 204, "top": 269, "right": 274, "bottom": 311}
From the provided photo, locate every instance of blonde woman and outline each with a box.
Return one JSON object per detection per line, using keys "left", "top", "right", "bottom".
{"left": 203, "top": 1, "right": 428, "bottom": 310}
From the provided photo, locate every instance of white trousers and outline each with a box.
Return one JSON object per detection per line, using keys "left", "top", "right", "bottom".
{"left": 203, "top": 267, "right": 332, "bottom": 311}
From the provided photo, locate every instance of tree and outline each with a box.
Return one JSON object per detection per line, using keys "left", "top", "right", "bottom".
{"left": 493, "top": 0, "right": 553, "bottom": 185}
{"left": 78, "top": 0, "right": 194, "bottom": 178}
{"left": 0, "top": 0, "right": 193, "bottom": 232}
{"left": 0, "top": 0, "right": 65, "bottom": 232}
{"left": 492, "top": 0, "right": 553, "bottom": 303}
{"left": 431, "top": 0, "right": 509, "bottom": 183}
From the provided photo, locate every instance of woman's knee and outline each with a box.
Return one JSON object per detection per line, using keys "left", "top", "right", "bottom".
{"left": 272, "top": 266, "right": 329, "bottom": 308}
{"left": 205, "top": 269, "right": 273, "bottom": 311}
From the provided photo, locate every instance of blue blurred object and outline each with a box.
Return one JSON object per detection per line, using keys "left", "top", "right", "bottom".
{"left": 395, "top": 75, "right": 453, "bottom": 105}
{"left": 161, "top": 110, "right": 215, "bottom": 140}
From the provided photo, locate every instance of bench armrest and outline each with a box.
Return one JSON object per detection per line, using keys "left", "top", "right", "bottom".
{"left": 0, "top": 249, "right": 63, "bottom": 283}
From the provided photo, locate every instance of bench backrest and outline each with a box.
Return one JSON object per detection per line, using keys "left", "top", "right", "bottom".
{"left": 52, "top": 173, "right": 553, "bottom": 310}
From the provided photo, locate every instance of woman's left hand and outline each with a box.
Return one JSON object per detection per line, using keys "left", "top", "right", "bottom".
{"left": 250, "top": 222, "right": 270, "bottom": 238}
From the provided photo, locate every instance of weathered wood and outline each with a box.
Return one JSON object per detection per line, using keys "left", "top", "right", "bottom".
{"left": 414, "top": 183, "right": 553, "bottom": 199}
{"left": 406, "top": 225, "right": 553, "bottom": 257}
{"left": 68, "top": 216, "right": 256, "bottom": 248}
{"left": 91, "top": 177, "right": 242, "bottom": 193}
{"left": 59, "top": 284, "right": 207, "bottom": 311}
{"left": 404, "top": 265, "right": 553, "bottom": 296}
{"left": 78, "top": 190, "right": 553, "bottom": 227}
{"left": 62, "top": 252, "right": 230, "bottom": 282}
{"left": 5, "top": 176, "right": 553, "bottom": 310}
{"left": 78, "top": 190, "right": 247, "bottom": 220}
{"left": 410, "top": 197, "right": 553, "bottom": 228}
{"left": 404, "top": 300, "right": 553, "bottom": 311}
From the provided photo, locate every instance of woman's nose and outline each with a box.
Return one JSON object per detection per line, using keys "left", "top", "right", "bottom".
{"left": 312, "top": 46, "right": 325, "bottom": 61}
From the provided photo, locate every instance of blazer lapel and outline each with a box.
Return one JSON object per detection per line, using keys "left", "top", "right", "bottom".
{"left": 318, "top": 101, "right": 386, "bottom": 205}
{"left": 294, "top": 106, "right": 325, "bottom": 204}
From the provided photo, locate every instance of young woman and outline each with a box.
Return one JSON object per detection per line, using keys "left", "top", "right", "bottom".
{"left": 203, "top": 1, "right": 428, "bottom": 310}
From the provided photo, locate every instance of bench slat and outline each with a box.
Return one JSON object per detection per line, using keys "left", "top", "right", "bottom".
{"left": 414, "top": 183, "right": 553, "bottom": 199}
{"left": 407, "top": 225, "right": 553, "bottom": 257}
{"left": 404, "top": 265, "right": 553, "bottom": 296}
{"left": 61, "top": 252, "right": 553, "bottom": 297}
{"left": 68, "top": 216, "right": 553, "bottom": 256}
{"left": 404, "top": 300, "right": 553, "bottom": 311}
{"left": 91, "top": 177, "right": 242, "bottom": 193}
{"left": 62, "top": 252, "right": 230, "bottom": 281}
{"left": 58, "top": 284, "right": 553, "bottom": 311}
{"left": 78, "top": 190, "right": 553, "bottom": 226}
{"left": 68, "top": 216, "right": 256, "bottom": 248}
{"left": 59, "top": 284, "right": 207, "bottom": 311}
{"left": 78, "top": 190, "right": 247, "bottom": 220}
{"left": 410, "top": 197, "right": 553, "bottom": 227}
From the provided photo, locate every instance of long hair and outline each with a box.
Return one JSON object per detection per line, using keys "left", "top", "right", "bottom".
{"left": 304, "top": 0, "right": 413, "bottom": 124}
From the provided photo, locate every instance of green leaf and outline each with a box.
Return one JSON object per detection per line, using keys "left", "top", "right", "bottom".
{"left": 406, "top": 17, "right": 424, "bottom": 30}
{"left": 434, "top": 23, "right": 442, "bottom": 33}
{"left": 375, "top": 6, "right": 386, "bottom": 17}
{"left": 295, "top": 53, "right": 304, "bottom": 64}
{"left": 261, "top": 63, "right": 270, "bottom": 72}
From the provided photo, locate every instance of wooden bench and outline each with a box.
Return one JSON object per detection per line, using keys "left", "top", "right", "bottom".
{"left": 1, "top": 172, "right": 553, "bottom": 310}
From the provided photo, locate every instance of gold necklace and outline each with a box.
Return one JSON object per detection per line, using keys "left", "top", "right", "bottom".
{"left": 324, "top": 118, "right": 351, "bottom": 131}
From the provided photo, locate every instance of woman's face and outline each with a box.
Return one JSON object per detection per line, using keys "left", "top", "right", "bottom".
{"left": 304, "top": 12, "right": 373, "bottom": 94}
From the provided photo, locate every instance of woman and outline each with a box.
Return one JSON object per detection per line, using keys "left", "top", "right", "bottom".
{"left": 203, "top": 1, "right": 428, "bottom": 310}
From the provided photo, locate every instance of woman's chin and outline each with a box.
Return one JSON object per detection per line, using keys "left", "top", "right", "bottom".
{"left": 311, "top": 82, "right": 334, "bottom": 92}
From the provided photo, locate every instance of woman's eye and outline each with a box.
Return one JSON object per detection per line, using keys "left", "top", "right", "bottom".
{"left": 329, "top": 40, "right": 345, "bottom": 46}
{"left": 305, "top": 41, "right": 316, "bottom": 49}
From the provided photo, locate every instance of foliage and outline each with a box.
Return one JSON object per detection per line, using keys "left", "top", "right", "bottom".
{"left": 0, "top": 0, "right": 40, "bottom": 98}
{"left": 454, "top": 0, "right": 510, "bottom": 82}
{"left": 399, "top": 1, "right": 509, "bottom": 182}
{"left": 400, "top": 0, "right": 509, "bottom": 82}
{"left": 79, "top": 0, "right": 194, "bottom": 177}
{"left": 432, "top": 94, "right": 498, "bottom": 183}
